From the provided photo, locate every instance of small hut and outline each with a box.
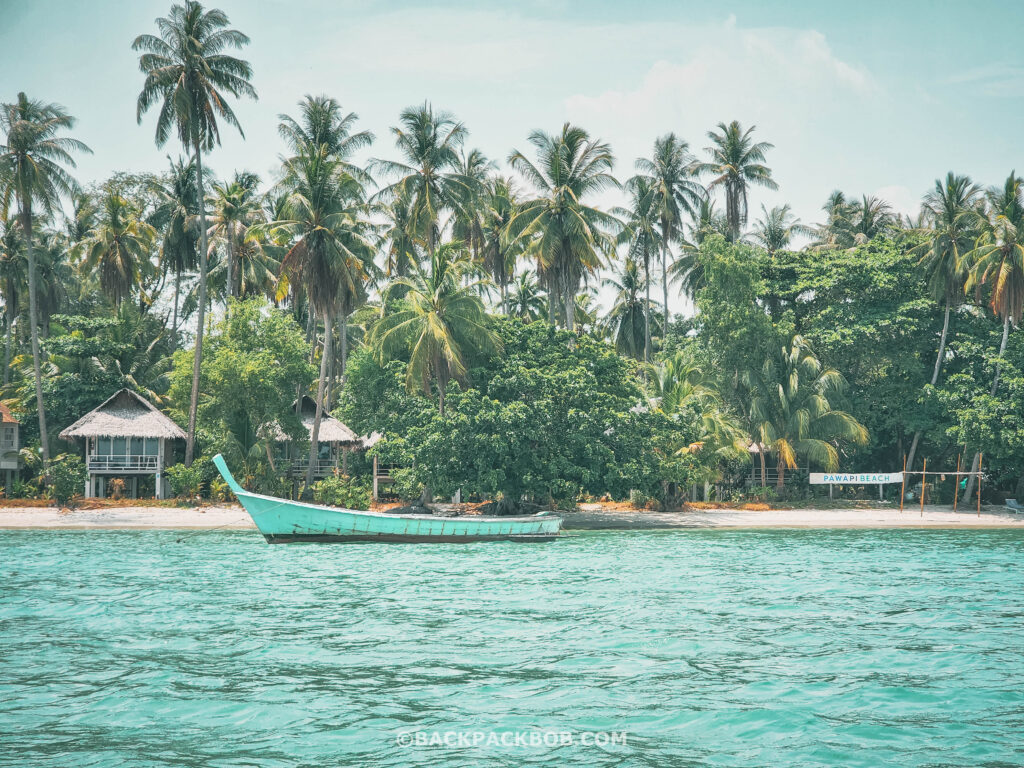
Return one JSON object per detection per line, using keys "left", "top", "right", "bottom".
{"left": 0, "top": 403, "right": 19, "bottom": 488}
{"left": 59, "top": 389, "right": 186, "bottom": 499}
{"left": 276, "top": 396, "right": 367, "bottom": 477}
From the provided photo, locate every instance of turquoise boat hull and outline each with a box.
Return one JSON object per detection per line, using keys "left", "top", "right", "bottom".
{"left": 212, "top": 454, "right": 562, "bottom": 543}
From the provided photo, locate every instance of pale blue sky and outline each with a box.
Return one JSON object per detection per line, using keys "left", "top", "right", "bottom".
{"left": 3, "top": 0, "right": 1023, "bottom": 310}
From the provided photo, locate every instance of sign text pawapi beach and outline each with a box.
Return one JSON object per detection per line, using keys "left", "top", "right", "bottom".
{"left": 809, "top": 472, "right": 904, "bottom": 485}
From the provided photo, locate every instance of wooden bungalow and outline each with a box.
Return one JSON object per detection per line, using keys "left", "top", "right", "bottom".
{"left": 59, "top": 389, "right": 186, "bottom": 499}
{"left": 275, "top": 396, "right": 368, "bottom": 478}
{"left": 0, "top": 402, "right": 19, "bottom": 488}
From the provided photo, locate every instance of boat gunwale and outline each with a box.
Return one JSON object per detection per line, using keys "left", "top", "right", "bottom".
{"left": 233, "top": 488, "right": 563, "bottom": 525}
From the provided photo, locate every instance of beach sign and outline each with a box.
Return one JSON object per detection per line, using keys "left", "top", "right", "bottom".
{"left": 810, "top": 472, "right": 903, "bottom": 485}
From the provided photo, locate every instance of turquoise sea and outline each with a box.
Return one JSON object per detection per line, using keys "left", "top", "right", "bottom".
{"left": 2, "top": 529, "right": 1023, "bottom": 767}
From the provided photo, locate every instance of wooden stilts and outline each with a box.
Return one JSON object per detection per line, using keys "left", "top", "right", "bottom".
{"left": 920, "top": 458, "right": 927, "bottom": 517}
{"left": 952, "top": 453, "right": 961, "bottom": 512}
{"left": 899, "top": 454, "right": 906, "bottom": 513}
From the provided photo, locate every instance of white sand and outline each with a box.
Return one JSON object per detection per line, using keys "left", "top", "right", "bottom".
{"left": 0, "top": 503, "right": 1022, "bottom": 530}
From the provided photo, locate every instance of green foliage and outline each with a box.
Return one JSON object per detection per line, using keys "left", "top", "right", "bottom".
{"left": 345, "top": 317, "right": 706, "bottom": 506}
{"left": 311, "top": 474, "right": 371, "bottom": 509}
{"left": 166, "top": 460, "right": 207, "bottom": 500}
{"left": 169, "top": 298, "right": 314, "bottom": 466}
{"left": 47, "top": 453, "right": 85, "bottom": 506}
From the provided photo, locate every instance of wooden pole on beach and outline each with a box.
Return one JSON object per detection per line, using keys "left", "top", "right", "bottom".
{"left": 920, "top": 458, "right": 927, "bottom": 517}
{"left": 977, "top": 453, "right": 983, "bottom": 517}
{"left": 952, "top": 453, "right": 961, "bottom": 512}
{"left": 899, "top": 454, "right": 906, "bottom": 513}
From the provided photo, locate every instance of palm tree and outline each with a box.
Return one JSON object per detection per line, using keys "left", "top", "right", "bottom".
{"left": 904, "top": 172, "right": 981, "bottom": 472}
{"left": 849, "top": 195, "right": 896, "bottom": 243}
{"left": 278, "top": 95, "right": 374, "bottom": 184}
{"left": 149, "top": 157, "right": 203, "bottom": 332}
{"left": 370, "top": 243, "right": 501, "bottom": 416}
{"left": 76, "top": 191, "right": 157, "bottom": 306}
{"left": 379, "top": 187, "right": 420, "bottom": 279}
{"left": 633, "top": 135, "right": 704, "bottom": 334}
{"left": 614, "top": 177, "right": 663, "bottom": 361}
{"left": 749, "top": 204, "right": 806, "bottom": 254}
{"left": 699, "top": 121, "right": 777, "bottom": 244}
{"left": 134, "top": 0, "right": 256, "bottom": 465}
{"left": 263, "top": 147, "right": 376, "bottom": 489}
{"left": 962, "top": 173, "right": 1024, "bottom": 500}
{"left": 0, "top": 93, "right": 90, "bottom": 464}
{"left": 480, "top": 176, "right": 521, "bottom": 313}
{"left": 0, "top": 216, "right": 25, "bottom": 386}
{"left": 742, "top": 335, "right": 868, "bottom": 489}
{"left": 451, "top": 148, "right": 494, "bottom": 266}
{"left": 370, "top": 103, "right": 476, "bottom": 255}
{"left": 506, "top": 271, "right": 545, "bottom": 321}
{"left": 603, "top": 258, "right": 659, "bottom": 360}
{"left": 207, "top": 171, "right": 262, "bottom": 301}
{"left": 506, "top": 123, "right": 619, "bottom": 331}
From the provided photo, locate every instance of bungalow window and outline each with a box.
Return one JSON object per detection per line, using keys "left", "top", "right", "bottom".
{"left": 97, "top": 437, "right": 112, "bottom": 455}
{"left": 144, "top": 438, "right": 159, "bottom": 456}
{"left": 1, "top": 427, "right": 14, "bottom": 449}
{"left": 113, "top": 437, "right": 127, "bottom": 456}
{"left": 130, "top": 437, "right": 144, "bottom": 456}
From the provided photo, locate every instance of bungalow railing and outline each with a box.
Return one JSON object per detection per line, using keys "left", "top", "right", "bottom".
{"left": 290, "top": 458, "right": 337, "bottom": 477}
{"left": 87, "top": 454, "right": 160, "bottom": 472}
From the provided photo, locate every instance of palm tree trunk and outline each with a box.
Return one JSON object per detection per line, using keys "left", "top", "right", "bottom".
{"left": 4, "top": 307, "right": 13, "bottom": 387}
{"left": 305, "top": 306, "right": 331, "bottom": 491}
{"left": 438, "top": 378, "right": 446, "bottom": 417}
{"left": 759, "top": 447, "right": 766, "bottom": 488}
{"left": 186, "top": 146, "right": 211, "bottom": 467}
{"left": 564, "top": 287, "right": 576, "bottom": 332}
{"left": 776, "top": 460, "right": 786, "bottom": 491}
{"left": 907, "top": 298, "right": 953, "bottom": 473}
{"left": 663, "top": 217, "right": 671, "bottom": 335}
{"left": 20, "top": 208, "right": 49, "bottom": 464}
{"left": 172, "top": 271, "right": 180, "bottom": 332}
{"left": 644, "top": 248, "right": 651, "bottom": 364}
{"left": 338, "top": 310, "right": 348, "bottom": 386}
{"left": 225, "top": 234, "right": 235, "bottom": 305}
{"left": 964, "top": 315, "right": 1011, "bottom": 502}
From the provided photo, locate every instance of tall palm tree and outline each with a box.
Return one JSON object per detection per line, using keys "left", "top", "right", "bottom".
{"left": 614, "top": 177, "right": 663, "bottom": 361}
{"left": 633, "top": 135, "right": 704, "bottom": 334}
{"left": 963, "top": 173, "right": 1024, "bottom": 500}
{"left": 134, "top": 0, "right": 256, "bottom": 465}
{"left": 603, "top": 258, "right": 660, "bottom": 360}
{"left": 699, "top": 121, "right": 776, "bottom": 244}
{"left": 76, "top": 191, "right": 157, "bottom": 306}
{"left": 506, "top": 123, "right": 619, "bottom": 331}
{"left": 149, "top": 156, "right": 203, "bottom": 332}
{"left": 0, "top": 216, "right": 25, "bottom": 386}
{"left": 370, "top": 243, "right": 501, "bottom": 416}
{"left": 480, "top": 176, "right": 521, "bottom": 313}
{"left": 370, "top": 103, "right": 476, "bottom": 255}
{"left": 849, "top": 195, "right": 896, "bottom": 243}
{"left": 262, "top": 147, "right": 375, "bottom": 489}
{"left": 0, "top": 93, "right": 90, "bottom": 464}
{"left": 451, "top": 148, "right": 494, "bottom": 266}
{"left": 506, "top": 271, "right": 545, "bottom": 321}
{"left": 278, "top": 95, "right": 374, "bottom": 184}
{"left": 904, "top": 172, "right": 981, "bottom": 472}
{"left": 379, "top": 187, "right": 420, "bottom": 279}
{"left": 749, "top": 204, "right": 807, "bottom": 254}
{"left": 742, "top": 335, "right": 868, "bottom": 489}
{"left": 207, "top": 170, "right": 262, "bottom": 301}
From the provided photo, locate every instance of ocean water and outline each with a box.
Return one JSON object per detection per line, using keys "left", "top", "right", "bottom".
{"left": 1, "top": 529, "right": 1023, "bottom": 768}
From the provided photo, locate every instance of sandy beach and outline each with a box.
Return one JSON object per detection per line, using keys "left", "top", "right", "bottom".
{"left": 1, "top": 502, "right": 1022, "bottom": 530}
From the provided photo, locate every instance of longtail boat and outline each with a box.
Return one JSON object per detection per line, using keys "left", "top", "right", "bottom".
{"left": 213, "top": 454, "right": 563, "bottom": 543}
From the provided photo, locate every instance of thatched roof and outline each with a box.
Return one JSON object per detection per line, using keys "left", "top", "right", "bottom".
{"left": 0, "top": 402, "right": 18, "bottom": 425}
{"left": 274, "top": 396, "right": 363, "bottom": 446}
{"left": 59, "top": 389, "right": 186, "bottom": 440}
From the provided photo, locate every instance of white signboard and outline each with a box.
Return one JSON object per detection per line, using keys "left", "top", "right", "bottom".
{"left": 809, "top": 472, "right": 904, "bottom": 485}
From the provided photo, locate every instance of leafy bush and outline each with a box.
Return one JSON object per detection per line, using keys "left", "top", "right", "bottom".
{"left": 209, "top": 478, "right": 231, "bottom": 502}
{"left": 166, "top": 460, "right": 208, "bottom": 500}
{"left": 390, "top": 467, "right": 422, "bottom": 503}
{"left": 48, "top": 453, "right": 86, "bottom": 507}
{"left": 311, "top": 475, "right": 371, "bottom": 509}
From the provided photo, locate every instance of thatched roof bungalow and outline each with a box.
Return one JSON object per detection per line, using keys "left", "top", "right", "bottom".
{"left": 1, "top": 402, "right": 19, "bottom": 479}
{"left": 275, "top": 396, "right": 374, "bottom": 477}
{"left": 60, "top": 389, "right": 185, "bottom": 499}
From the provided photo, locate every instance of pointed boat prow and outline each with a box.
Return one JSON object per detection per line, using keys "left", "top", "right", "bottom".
{"left": 211, "top": 453, "right": 562, "bottom": 544}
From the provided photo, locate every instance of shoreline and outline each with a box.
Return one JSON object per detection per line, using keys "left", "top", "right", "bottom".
{"left": 0, "top": 502, "right": 1022, "bottom": 531}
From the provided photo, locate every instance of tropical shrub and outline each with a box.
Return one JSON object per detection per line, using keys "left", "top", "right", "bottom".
{"left": 311, "top": 475, "right": 371, "bottom": 509}
{"left": 166, "top": 461, "right": 207, "bottom": 500}
{"left": 48, "top": 453, "right": 86, "bottom": 507}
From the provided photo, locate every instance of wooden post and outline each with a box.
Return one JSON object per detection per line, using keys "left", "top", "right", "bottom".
{"left": 372, "top": 454, "right": 379, "bottom": 501}
{"left": 920, "top": 458, "right": 927, "bottom": 517}
{"left": 899, "top": 454, "right": 906, "bottom": 513}
{"left": 977, "top": 453, "right": 983, "bottom": 517}
{"left": 952, "top": 453, "right": 961, "bottom": 512}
